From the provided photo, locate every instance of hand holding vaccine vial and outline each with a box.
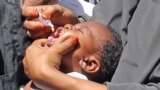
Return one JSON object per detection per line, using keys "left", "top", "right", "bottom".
{"left": 38, "top": 13, "right": 55, "bottom": 32}
{"left": 8, "top": 0, "right": 55, "bottom": 32}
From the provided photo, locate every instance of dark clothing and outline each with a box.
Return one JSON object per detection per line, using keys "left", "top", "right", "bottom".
{"left": 82, "top": 0, "right": 160, "bottom": 90}
{"left": 0, "top": 0, "right": 30, "bottom": 90}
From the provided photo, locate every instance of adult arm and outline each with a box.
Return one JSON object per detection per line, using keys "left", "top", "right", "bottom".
{"left": 105, "top": 63, "right": 160, "bottom": 90}
{"left": 37, "top": 63, "right": 107, "bottom": 90}
{"left": 22, "top": 36, "right": 107, "bottom": 90}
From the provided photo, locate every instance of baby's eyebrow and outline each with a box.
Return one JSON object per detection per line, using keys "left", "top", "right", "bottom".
{"left": 77, "top": 28, "right": 84, "bottom": 34}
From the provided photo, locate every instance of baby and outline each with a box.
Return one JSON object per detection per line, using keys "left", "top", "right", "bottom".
{"left": 24, "top": 21, "right": 122, "bottom": 90}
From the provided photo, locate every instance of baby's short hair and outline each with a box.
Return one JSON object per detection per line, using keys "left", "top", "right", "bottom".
{"left": 98, "top": 28, "right": 123, "bottom": 83}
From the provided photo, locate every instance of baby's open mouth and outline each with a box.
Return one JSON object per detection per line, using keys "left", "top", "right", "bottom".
{"left": 46, "top": 27, "right": 64, "bottom": 46}
{"left": 45, "top": 27, "right": 76, "bottom": 47}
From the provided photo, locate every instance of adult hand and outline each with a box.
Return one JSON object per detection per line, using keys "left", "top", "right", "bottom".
{"left": 22, "top": 35, "right": 78, "bottom": 81}
{"left": 22, "top": 5, "right": 79, "bottom": 39}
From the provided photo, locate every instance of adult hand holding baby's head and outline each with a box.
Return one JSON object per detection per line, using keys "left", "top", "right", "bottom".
{"left": 23, "top": 35, "right": 78, "bottom": 81}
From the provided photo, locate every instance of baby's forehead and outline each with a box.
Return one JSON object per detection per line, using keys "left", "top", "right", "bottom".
{"left": 78, "top": 21, "right": 103, "bottom": 26}
{"left": 75, "top": 22, "right": 105, "bottom": 30}
{"left": 75, "top": 21, "right": 111, "bottom": 39}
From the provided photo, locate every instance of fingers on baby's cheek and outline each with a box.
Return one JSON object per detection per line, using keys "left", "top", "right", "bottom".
{"left": 42, "top": 12, "right": 51, "bottom": 19}
{"left": 60, "top": 36, "right": 78, "bottom": 53}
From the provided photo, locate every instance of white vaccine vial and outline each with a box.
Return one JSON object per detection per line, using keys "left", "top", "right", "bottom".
{"left": 38, "top": 13, "right": 55, "bottom": 32}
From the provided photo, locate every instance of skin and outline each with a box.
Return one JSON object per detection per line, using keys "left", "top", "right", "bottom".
{"left": 22, "top": 2, "right": 108, "bottom": 90}
{"left": 23, "top": 37, "right": 107, "bottom": 90}
{"left": 23, "top": 21, "right": 112, "bottom": 90}
{"left": 22, "top": 5, "right": 79, "bottom": 39}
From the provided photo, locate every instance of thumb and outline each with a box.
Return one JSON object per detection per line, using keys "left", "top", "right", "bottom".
{"left": 22, "top": 6, "right": 39, "bottom": 18}
{"left": 32, "top": 39, "right": 47, "bottom": 47}
{"left": 49, "top": 36, "right": 78, "bottom": 55}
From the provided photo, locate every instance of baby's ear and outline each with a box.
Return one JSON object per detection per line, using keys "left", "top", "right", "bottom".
{"left": 79, "top": 56, "right": 100, "bottom": 74}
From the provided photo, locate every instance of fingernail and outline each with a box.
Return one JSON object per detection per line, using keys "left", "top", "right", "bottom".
{"left": 31, "top": 10, "right": 38, "bottom": 17}
{"left": 42, "top": 13, "right": 51, "bottom": 19}
{"left": 71, "top": 36, "right": 78, "bottom": 43}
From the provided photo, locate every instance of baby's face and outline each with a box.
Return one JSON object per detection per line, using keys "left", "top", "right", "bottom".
{"left": 48, "top": 21, "right": 113, "bottom": 73}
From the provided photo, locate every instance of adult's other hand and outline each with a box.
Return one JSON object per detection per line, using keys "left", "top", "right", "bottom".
{"left": 23, "top": 35, "right": 78, "bottom": 81}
